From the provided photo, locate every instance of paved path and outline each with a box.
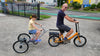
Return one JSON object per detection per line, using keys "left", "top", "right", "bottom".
{"left": 0, "top": 14, "right": 100, "bottom": 56}
{"left": 40, "top": 9, "right": 100, "bottom": 20}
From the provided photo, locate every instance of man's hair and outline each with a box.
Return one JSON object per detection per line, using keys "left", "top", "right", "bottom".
{"left": 30, "top": 14, "right": 37, "bottom": 19}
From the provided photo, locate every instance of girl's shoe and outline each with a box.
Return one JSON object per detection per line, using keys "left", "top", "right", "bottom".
{"left": 35, "top": 39, "right": 42, "bottom": 42}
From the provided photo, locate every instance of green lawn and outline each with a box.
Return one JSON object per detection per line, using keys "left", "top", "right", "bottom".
{"left": 34, "top": 7, "right": 49, "bottom": 10}
{"left": 0, "top": 10, "right": 51, "bottom": 20}
{"left": 0, "top": 10, "right": 2, "bottom": 13}
{"left": 54, "top": 7, "right": 100, "bottom": 13}
{"left": 67, "top": 9, "right": 100, "bottom": 13}
{"left": 40, "top": 15, "right": 51, "bottom": 20}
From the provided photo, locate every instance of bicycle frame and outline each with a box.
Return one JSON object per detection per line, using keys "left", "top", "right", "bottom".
{"left": 38, "top": 26, "right": 48, "bottom": 39}
{"left": 57, "top": 23, "right": 81, "bottom": 43}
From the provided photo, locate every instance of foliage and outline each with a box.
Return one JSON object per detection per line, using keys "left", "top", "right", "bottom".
{"left": 97, "top": 2, "right": 100, "bottom": 8}
{"left": 72, "top": 2, "right": 81, "bottom": 9}
{"left": 90, "top": 4, "right": 96, "bottom": 9}
{"left": 83, "top": 7, "right": 90, "bottom": 11}
{"left": 57, "top": 0, "right": 67, "bottom": 7}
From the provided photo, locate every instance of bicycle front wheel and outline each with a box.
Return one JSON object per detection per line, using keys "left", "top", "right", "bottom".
{"left": 73, "top": 35, "right": 87, "bottom": 47}
{"left": 13, "top": 41, "right": 29, "bottom": 53}
{"left": 18, "top": 33, "right": 31, "bottom": 42}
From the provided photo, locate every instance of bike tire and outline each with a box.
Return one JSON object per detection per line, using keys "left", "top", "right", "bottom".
{"left": 73, "top": 35, "right": 87, "bottom": 47}
{"left": 48, "top": 36, "right": 60, "bottom": 47}
{"left": 17, "top": 33, "right": 31, "bottom": 42}
{"left": 13, "top": 41, "right": 29, "bottom": 53}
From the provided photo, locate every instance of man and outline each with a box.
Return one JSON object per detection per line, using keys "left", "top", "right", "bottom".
{"left": 56, "top": 3, "right": 79, "bottom": 43}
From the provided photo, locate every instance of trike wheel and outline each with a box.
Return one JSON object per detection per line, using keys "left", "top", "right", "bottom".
{"left": 18, "top": 33, "right": 31, "bottom": 42}
{"left": 13, "top": 41, "right": 29, "bottom": 53}
{"left": 48, "top": 36, "right": 60, "bottom": 47}
{"left": 73, "top": 35, "right": 87, "bottom": 47}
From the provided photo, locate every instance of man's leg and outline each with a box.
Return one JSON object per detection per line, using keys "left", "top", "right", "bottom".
{"left": 65, "top": 28, "right": 73, "bottom": 38}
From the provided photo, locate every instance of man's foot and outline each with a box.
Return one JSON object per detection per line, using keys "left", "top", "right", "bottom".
{"left": 63, "top": 37, "right": 70, "bottom": 44}
{"left": 35, "top": 39, "right": 42, "bottom": 42}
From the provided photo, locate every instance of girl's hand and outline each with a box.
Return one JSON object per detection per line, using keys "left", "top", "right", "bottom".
{"left": 39, "top": 24, "right": 42, "bottom": 27}
{"left": 39, "top": 29, "right": 43, "bottom": 31}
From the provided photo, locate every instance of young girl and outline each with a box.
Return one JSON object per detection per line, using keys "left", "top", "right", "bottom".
{"left": 29, "top": 14, "right": 42, "bottom": 42}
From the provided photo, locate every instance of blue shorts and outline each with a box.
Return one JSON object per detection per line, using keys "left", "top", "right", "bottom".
{"left": 29, "top": 30, "right": 37, "bottom": 34}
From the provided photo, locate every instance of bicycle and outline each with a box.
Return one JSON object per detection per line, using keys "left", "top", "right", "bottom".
{"left": 48, "top": 21, "right": 87, "bottom": 47}
{"left": 13, "top": 26, "right": 48, "bottom": 53}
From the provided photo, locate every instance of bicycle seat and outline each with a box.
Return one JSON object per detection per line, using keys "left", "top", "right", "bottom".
{"left": 49, "top": 29, "right": 59, "bottom": 31}
{"left": 49, "top": 32, "right": 59, "bottom": 37}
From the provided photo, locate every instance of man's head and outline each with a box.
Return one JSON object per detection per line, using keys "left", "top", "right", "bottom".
{"left": 61, "top": 3, "right": 68, "bottom": 11}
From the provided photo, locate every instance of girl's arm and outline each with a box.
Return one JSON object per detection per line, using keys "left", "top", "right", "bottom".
{"left": 35, "top": 22, "right": 42, "bottom": 26}
{"left": 32, "top": 23, "right": 40, "bottom": 31}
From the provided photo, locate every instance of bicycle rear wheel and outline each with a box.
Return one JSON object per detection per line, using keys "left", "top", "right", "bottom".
{"left": 13, "top": 41, "right": 29, "bottom": 53}
{"left": 73, "top": 35, "right": 87, "bottom": 47}
{"left": 48, "top": 36, "right": 60, "bottom": 47}
{"left": 18, "top": 33, "right": 31, "bottom": 42}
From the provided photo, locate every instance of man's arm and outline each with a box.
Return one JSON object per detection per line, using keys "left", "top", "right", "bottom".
{"left": 64, "top": 15, "right": 79, "bottom": 23}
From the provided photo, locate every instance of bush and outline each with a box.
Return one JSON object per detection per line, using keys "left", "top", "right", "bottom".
{"left": 97, "top": 2, "right": 100, "bottom": 8}
{"left": 97, "top": 8, "right": 100, "bottom": 11}
{"left": 90, "top": 4, "right": 96, "bottom": 9}
{"left": 83, "top": 7, "right": 90, "bottom": 11}
{"left": 72, "top": 2, "right": 81, "bottom": 9}
{"left": 68, "top": 3, "right": 73, "bottom": 7}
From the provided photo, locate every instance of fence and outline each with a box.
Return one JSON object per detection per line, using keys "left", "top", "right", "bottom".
{"left": 0, "top": 2, "right": 40, "bottom": 20}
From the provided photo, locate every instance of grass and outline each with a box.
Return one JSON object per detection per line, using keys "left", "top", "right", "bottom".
{"left": 54, "top": 7, "right": 100, "bottom": 13}
{"left": 54, "top": 7, "right": 61, "bottom": 9}
{"left": 40, "top": 15, "right": 51, "bottom": 20}
{"left": 0, "top": 10, "right": 2, "bottom": 13}
{"left": 67, "top": 9, "right": 100, "bottom": 13}
{"left": 34, "top": 7, "right": 49, "bottom": 10}
{"left": 0, "top": 10, "right": 51, "bottom": 20}
{"left": 40, "top": 7, "right": 49, "bottom": 10}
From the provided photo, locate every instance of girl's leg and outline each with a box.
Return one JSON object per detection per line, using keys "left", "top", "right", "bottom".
{"left": 35, "top": 31, "right": 40, "bottom": 40}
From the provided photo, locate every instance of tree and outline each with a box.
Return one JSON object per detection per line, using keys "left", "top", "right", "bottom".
{"left": 57, "top": 0, "right": 67, "bottom": 7}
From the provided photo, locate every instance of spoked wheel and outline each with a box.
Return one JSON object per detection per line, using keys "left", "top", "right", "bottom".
{"left": 73, "top": 35, "right": 87, "bottom": 47}
{"left": 13, "top": 41, "right": 29, "bottom": 53}
{"left": 48, "top": 36, "right": 60, "bottom": 47}
{"left": 18, "top": 33, "right": 31, "bottom": 43}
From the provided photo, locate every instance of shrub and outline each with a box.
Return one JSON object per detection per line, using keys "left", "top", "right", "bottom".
{"left": 97, "top": 8, "right": 100, "bottom": 11}
{"left": 90, "top": 4, "right": 96, "bottom": 9}
{"left": 72, "top": 2, "right": 81, "bottom": 9}
{"left": 97, "top": 2, "right": 100, "bottom": 8}
{"left": 68, "top": 3, "right": 73, "bottom": 7}
{"left": 83, "top": 7, "right": 90, "bottom": 11}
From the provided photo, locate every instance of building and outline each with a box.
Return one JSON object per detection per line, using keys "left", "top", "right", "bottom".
{"left": 26, "top": 0, "right": 57, "bottom": 4}
{"left": 68, "top": 0, "right": 100, "bottom": 5}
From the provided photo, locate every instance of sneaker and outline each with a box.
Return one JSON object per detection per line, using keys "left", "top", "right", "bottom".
{"left": 29, "top": 39, "right": 35, "bottom": 42}
{"left": 35, "top": 39, "right": 42, "bottom": 42}
{"left": 63, "top": 37, "right": 70, "bottom": 44}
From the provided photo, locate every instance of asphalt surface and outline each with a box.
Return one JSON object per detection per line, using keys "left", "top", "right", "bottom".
{"left": 0, "top": 14, "right": 100, "bottom": 56}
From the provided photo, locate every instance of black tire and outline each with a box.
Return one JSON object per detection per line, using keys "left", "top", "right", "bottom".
{"left": 13, "top": 41, "right": 29, "bottom": 53}
{"left": 48, "top": 36, "right": 60, "bottom": 47}
{"left": 73, "top": 35, "right": 87, "bottom": 47}
{"left": 18, "top": 33, "right": 31, "bottom": 42}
